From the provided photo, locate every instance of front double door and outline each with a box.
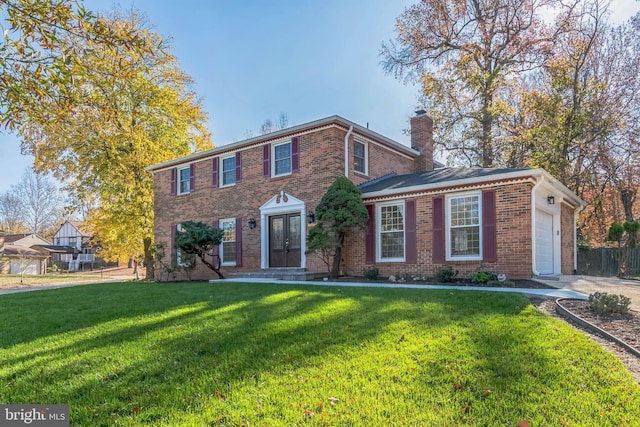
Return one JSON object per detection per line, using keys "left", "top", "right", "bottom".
{"left": 269, "top": 213, "right": 301, "bottom": 267}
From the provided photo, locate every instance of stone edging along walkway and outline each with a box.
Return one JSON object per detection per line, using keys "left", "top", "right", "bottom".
{"left": 555, "top": 298, "right": 640, "bottom": 358}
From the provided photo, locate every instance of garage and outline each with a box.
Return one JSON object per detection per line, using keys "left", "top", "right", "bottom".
{"left": 10, "top": 259, "right": 42, "bottom": 275}
{"left": 535, "top": 209, "right": 554, "bottom": 275}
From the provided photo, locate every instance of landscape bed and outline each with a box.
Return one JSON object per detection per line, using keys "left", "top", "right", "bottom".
{"left": 1, "top": 281, "right": 639, "bottom": 426}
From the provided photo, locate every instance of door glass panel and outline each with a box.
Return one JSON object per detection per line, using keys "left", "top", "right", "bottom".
{"left": 271, "top": 218, "right": 284, "bottom": 248}
{"left": 289, "top": 215, "right": 301, "bottom": 249}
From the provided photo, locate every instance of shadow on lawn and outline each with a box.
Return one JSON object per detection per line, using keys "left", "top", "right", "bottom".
{"left": 0, "top": 282, "right": 562, "bottom": 425}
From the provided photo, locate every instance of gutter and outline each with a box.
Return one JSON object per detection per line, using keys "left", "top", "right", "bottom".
{"left": 344, "top": 125, "right": 353, "bottom": 177}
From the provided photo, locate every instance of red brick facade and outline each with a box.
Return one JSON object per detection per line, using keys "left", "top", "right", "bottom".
{"left": 150, "top": 114, "right": 583, "bottom": 281}
{"left": 152, "top": 119, "right": 426, "bottom": 281}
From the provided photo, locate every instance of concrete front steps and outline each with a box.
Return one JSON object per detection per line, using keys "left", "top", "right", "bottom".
{"left": 228, "top": 268, "right": 327, "bottom": 281}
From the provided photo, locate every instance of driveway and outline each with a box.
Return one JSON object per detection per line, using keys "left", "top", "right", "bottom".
{"left": 534, "top": 275, "right": 640, "bottom": 311}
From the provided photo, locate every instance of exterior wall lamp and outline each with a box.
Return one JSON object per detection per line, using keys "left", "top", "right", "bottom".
{"left": 307, "top": 211, "right": 316, "bottom": 224}
{"left": 248, "top": 218, "right": 257, "bottom": 229}
{"left": 547, "top": 195, "right": 555, "bottom": 205}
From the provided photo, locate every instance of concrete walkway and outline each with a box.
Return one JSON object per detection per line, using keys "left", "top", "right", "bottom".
{"left": 212, "top": 277, "right": 589, "bottom": 300}
{"left": 5, "top": 275, "right": 637, "bottom": 309}
{"left": 533, "top": 275, "right": 640, "bottom": 311}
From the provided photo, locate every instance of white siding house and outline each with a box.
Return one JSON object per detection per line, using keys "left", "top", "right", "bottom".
{"left": 52, "top": 221, "right": 95, "bottom": 271}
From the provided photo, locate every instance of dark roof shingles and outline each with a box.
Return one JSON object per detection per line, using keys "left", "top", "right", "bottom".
{"left": 358, "top": 167, "right": 531, "bottom": 194}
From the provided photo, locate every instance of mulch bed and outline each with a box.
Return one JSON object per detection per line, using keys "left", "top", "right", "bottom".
{"left": 334, "top": 277, "right": 555, "bottom": 289}
{"left": 557, "top": 299, "right": 640, "bottom": 352}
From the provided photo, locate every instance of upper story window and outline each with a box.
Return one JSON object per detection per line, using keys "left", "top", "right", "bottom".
{"left": 220, "top": 218, "right": 237, "bottom": 266}
{"left": 354, "top": 140, "right": 367, "bottom": 175}
{"left": 377, "top": 202, "right": 405, "bottom": 262}
{"left": 273, "top": 141, "right": 292, "bottom": 176}
{"left": 446, "top": 192, "right": 482, "bottom": 260}
{"left": 221, "top": 155, "right": 236, "bottom": 187}
{"left": 68, "top": 237, "right": 77, "bottom": 248}
{"left": 178, "top": 166, "right": 191, "bottom": 194}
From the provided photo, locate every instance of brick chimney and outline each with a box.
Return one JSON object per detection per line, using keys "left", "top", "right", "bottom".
{"left": 410, "top": 110, "right": 434, "bottom": 172}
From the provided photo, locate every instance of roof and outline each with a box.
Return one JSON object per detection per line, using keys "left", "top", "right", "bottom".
{"left": 4, "top": 233, "right": 52, "bottom": 245}
{"left": 4, "top": 234, "right": 32, "bottom": 244}
{"left": 358, "top": 167, "right": 585, "bottom": 207}
{"left": 31, "top": 245, "right": 77, "bottom": 254}
{"left": 146, "top": 115, "right": 442, "bottom": 172}
{"left": 3, "top": 244, "right": 49, "bottom": 257}
{"left": 359, "top": 167, "right": 531, "bottom": 193}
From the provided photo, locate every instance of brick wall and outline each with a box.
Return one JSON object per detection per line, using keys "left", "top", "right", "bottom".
{"left": 561, "top": 202, "right": 575, "bottom": 274}
{"left": 153, "top": 125, "right": 419, "bottom": 281}
{"left": 344, "top": 182, "right": 534, "bottom": 280}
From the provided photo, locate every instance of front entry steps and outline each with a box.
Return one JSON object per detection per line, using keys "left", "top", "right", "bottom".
{"left": 228, "top": 268, "right": 326, "bottom": 281}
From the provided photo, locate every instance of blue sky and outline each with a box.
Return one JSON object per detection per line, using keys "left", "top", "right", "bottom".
{"left": 1, "top": 0, "right": 638, "bottom": 193}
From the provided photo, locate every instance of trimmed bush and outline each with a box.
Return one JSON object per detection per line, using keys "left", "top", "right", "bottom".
{"left": 434, "top": 266, "right": 458, "bottom": 282}
{"left": 472, "top": 270, "right": 498, "bottom": 284}
{"left": 588, "top": 292, "right": 631, "bottom": 315}
{"left": 363, "top": 267, "right": 380, "bottom": 281}
{"left": 486, "top": 280, "right": 515, "bottom": 287}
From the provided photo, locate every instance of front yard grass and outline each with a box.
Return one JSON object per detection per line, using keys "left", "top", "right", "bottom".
{"left": 1, "top": 282, "right": 639, "bottom": 426}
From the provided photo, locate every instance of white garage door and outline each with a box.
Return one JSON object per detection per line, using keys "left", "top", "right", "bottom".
{"left": 10, "top": 260, "right": 41, "bottom": 275}
{"left": 535, "top": 210, "right": 554, "bottom": 275}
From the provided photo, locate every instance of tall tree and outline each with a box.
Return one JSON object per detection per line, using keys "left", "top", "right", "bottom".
{"left": 0, "top": 192, "right": 27, "bottom": 233}
{"left": 1, "top": 168, "right": 64, "bottom": 237}
{"left": 0, "top": 0, "right": 146, "bottom": 129}
{"left": 19, "top": 10, "right": 212, "bottom": 278}
{"left": 381, "top": 0, "right": 577, "bottom": 167}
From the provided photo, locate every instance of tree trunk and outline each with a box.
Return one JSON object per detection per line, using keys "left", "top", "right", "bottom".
{"left": 143, "top": 237, "right": 155, "bottom": 280}
{"left": 330, "top": 233, "right": 345, "bottom": 279}
{"left": 480, "top": 91, "right": 494, "bottom": 167}
{"left": 620, "top": 188, "right": 636, "bottom": 222}
{"left": 197, "top": 253, "right": 225, "bottom": 279}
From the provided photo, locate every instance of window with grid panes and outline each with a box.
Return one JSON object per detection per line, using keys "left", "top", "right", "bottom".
{"left": 220, "top": 218, "right": 236, "bottom": 265}
{"left": 378, "top": 203, "right": 405, "bottom": 261}
{"left": 273, "top": 142, "right": 291, "bottom": 176}
{"left": 447, "top": 194, "right": 481, "bottom": 259}
{"left": 354, "top": 140, "right": 367, "bottom": 174}
{"left": 221, "top": 156, "right": 236, "bottom": 186}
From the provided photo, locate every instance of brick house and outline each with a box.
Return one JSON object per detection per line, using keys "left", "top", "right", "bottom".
{"left": 148, "top": 111, "right": 584, "bottom": 281}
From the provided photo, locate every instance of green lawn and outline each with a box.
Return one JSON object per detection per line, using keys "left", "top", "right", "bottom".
{"left": 1, "top": 282, "right": 638, "bottom": 426}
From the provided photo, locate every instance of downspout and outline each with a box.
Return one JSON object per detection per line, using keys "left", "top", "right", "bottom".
{"left": 574, "top": 204, "right": 585, "bottom": 274}
{"left": 531, "top": 174, "right": 545, "bottom": 276}
{"left": 344, "top": 125, "right": 353, "bottom": 178}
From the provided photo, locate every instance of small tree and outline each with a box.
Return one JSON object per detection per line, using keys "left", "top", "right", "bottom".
{"left": 173, "top": 221, "right": 225, "bottom": 279}
{"left": 307, "top": 177, "right": 368, "bottom": 279}
{"left": 607, "top": 220, "right": 640, "bottom": 277}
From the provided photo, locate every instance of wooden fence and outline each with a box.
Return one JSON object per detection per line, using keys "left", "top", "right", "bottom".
{"left": 577, "top": 247, "right": 640, "bottom": 278}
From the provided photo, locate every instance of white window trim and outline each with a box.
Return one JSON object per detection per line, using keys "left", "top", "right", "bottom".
{"left": 220, "top": 218, "right": 237, "bottom": 267}
{"left": 445, "top": 191, "right": 483, "bottom": 261}
{"left": 271, "top": 141, "right": 292, "bottom": 177}
{"left": 353, "top": 139, "right": 368, "bottom": 176}
{"left": 177, "top": 166, "right": 191, "bottom": 195}
{"left": 175, "top": 223, "right": 191, "bottom": 267}
{"left": 220, "top": 154, "right": 236, "bottom": 188}
{"left": 376, "top": 201, "right": 406, "bottom": 262}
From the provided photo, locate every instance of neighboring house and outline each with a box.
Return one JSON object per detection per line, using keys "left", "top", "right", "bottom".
{"left": 0, "top": 232, "right": 50, "bottom": 275}
{"left": 51, "top": 220, "right": 95, "bottom": 271}
{"left": 4, "top": 233, "right": 51, "bottom": 248}
{"left": 148, "top": 111, "right": 585, "bottom": 281}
